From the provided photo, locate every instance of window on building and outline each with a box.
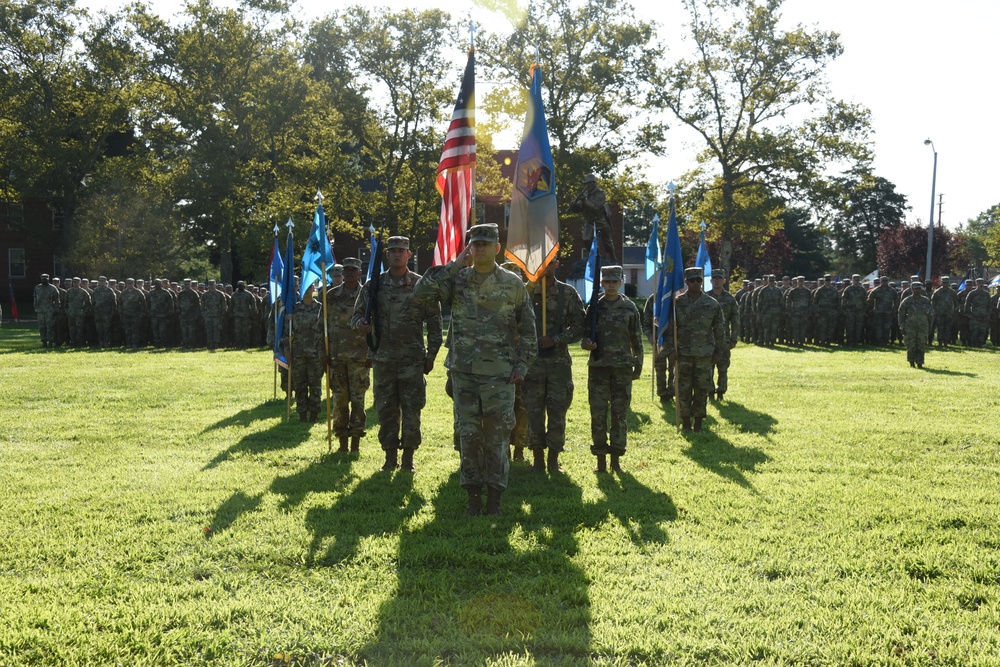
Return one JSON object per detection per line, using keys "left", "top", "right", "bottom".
{"left": 4, "top": 203, "right": 23, "bottom": 231}
{"left": 9, "top": 248, "right": 26, "bottom": 278}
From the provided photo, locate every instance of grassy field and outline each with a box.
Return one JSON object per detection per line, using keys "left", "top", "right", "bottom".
{"left": 1, "top": 322, "right": 999, "bottom": 666}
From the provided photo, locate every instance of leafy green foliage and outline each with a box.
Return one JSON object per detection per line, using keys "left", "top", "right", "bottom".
{"left": 829, "top": 173, "right": 910, "bottom": 274}
{"left": 3, "top": 324, "right": 1000, "bottom": 665}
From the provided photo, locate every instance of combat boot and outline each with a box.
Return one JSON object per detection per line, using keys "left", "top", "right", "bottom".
{"left": 547, "top": 450, "right": 563, "bottom": 474}
{"left": 512, "top": 446, "right": 525, "bottom": 462}
{"left": 682, "top": 417, "right": 692, "bottom": 432}
{"left": 485, "top": 487, "right": 503, "bottom": 516}
{"left": 693, "top": 418, "right": 703, "bottom": 432}
{"left": 610, "top": 453, "right": 623, "bottom": 472}
{"left": 350, "top": 436, "right": 360, "bottom": 453}
{"left": 594, "top": 455, "right": 607, "bottom": 473}
{"left": 400, "top": 448, "right": 416, "bottom": 472}
{"left": 531, "top": 448, "right": 545, "bottom": 472}
{"left": 309, "top": 412, "right": 318, "bottom": 423}
{"left": 381, "top": 449, "right": 398, "bottom": 471}
{"left": 716, "top": 391, "right": 725, "bottom": 401}
{"left": 465, "top": 488, "right": 483, "bottom": 516}
{"left": 338, "top": 436, "right": 349, "bottom": 453}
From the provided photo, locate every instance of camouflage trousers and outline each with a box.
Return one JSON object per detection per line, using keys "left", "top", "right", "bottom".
{"left": 677, "top": 355, "right": 713, "bottom": 420}
{"left": 54, "top": 311, "right": 68, "bottom": 346}
{"left": 871, "top": 313, "right": 893, "bottom": 346}
{"left": 786, "top": 312, "right": 808, "bottom": 345}
{"left": 151, "top": 316, "right": 171, "bottom": 348}
{"left": 931, "top": 313, "right": 953, "bottom": 345}
{"left": 373, "top": 360, "right": 425, "bottom": 451}
{"left": 758, "top": 312, "right": 779, "bottom": 345}
{"left": 122, "top": 315, "right": 143, "bottom": 348}
{"left": 329, "top": 359, "right": 370, "bottom": 438}
{"left": 204, "top": 317, "right": 222, "bottom": 350}
{"left": 292, "top": 355, "right": 324, "bottom": 415}
{"left": 814, "top": 311, "right": 836, "bottom": 344}
{"left": 652, "top": 346, "right": 672, "bottom": 399}
{"left": 68, "top": 314, "right": 88, "bottom": 347}
{"left": 522, "top": 362, "right": 574, "bottom": 452}
{"left": 904, "top": 330, "right": 927, "bottom": 366}
{"left": 451, "top": 371, "right": 515, "bottom": 491}
{"left": 37, "top": 311, "right": 55, "bottom": 344}
{"left": 235, "top": 317, "right": 254, "bottom": 349}
{"left": 844, "top": 310, "right": 864, "bottom": 346}
{"left": 968, "top": 319, "right": 990, "bottom": 347}
{"left": 95, "top": 316, "right": 114, "bottom": 348}
{"left": 588, "top": 366, "right": 633, "bottom": 456}
{"left": 180, "top": 317, "right": 200, "bottom": 348}
{"left": 711, "top": 347, "right": 732, "bottom": 394}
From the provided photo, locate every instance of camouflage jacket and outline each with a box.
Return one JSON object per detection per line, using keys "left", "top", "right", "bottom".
{"left": 899, "top": 295, "right": 933, "bottom": 335}
{"left": 812, "top": 285, "right": 839, "bottom": 312}
{"left": 526, "top": 278, "right": 585, "bottom": 366}
{"left": 964, "top": 288, "right": 992, "bottom": 317}
{"left": 784, "top": 287, "right": 812, "bottom": 313}
{"left": 285, "top": 298, "right": 323, "bottom": 359}
{"left": 33, "top": 283, "right": 60, "bottom": 314}
{"left": 147, "top": 288, "right": 173, "bottom": 317}
{"left": 353, "top": 270, "right": 443, "bottom": 364}
{"left": 92, "top": 287, "right": 118, "bottom": 318}
{"left": 327, "top": 283, "right": 367, "bottom": 361}
{"left": 178, "top": 289, "right": 202, "bottom": 316}
{"left": 867, "top": 285, "right": 897, "bottom": 314}
{"left": 120, "top": 287, "right": 146, "bottom": 318}
{"left": 931, "top": 286, "right": 957, "bottom": 314}
{"left": 663, "top": 291, "right": 725, "bottom": 358}
{"left": 231, "top": 290, "right": 256, "bottom": 319}
{"left": 709, "top": 288, "right": 740, "bottom": 346}
{"left": 840, "top": 285, "right": 867, "bottom": 312}
{"left": 587, "top": 294, "right": 643, "bottom": 371}
{"left": 202, "top": 290, "right": 227, "bottom": 319}
{"left": 754, "top": 285, "right": 783, "bottom": 315}
{"left": 413, "top": 262, "right": 536, "bottom": 378}
{"left": 67, "top": 287, "right": 92, "bottom": 316}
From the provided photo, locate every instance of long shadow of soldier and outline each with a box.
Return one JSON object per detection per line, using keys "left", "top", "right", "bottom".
{"left": 590, "top": 471, "right": 677, "bottom": 544}
{"left": 358, "top": 470, "right": 592, "bottom": 664}
{"left": 680, "top": 428, "right": 770, "bottom": 492}
{"left": 714, "top": 400, "right": 778, "bottom": 438}
{"left": 303, "top": 468, "right": 422, "bottom": 567}
{"left": 202, "top": 402, "right": 312, "bottom": 471}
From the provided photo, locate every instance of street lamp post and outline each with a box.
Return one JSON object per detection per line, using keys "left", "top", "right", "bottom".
{"left": 923, "top": 139, "right": 937, "bottom": 282}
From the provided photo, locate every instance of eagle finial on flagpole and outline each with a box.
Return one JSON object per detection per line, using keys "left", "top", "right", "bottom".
{"left": 700, "top": 219, "right": 707, "bottom": 231}
{"left": 468, "top": 18, "right": 477, "bottom": 49}
{"left": 667, "top": 181, "right": 677, "bottom": 199}
{"left": 315, "top": 189, "right": 324, "bottom": 203}
{"left": 286, "top": 216, "right": 294, "bottom": 230}
{"left": 272, "top": 223, "right": 279, "bottom": 236}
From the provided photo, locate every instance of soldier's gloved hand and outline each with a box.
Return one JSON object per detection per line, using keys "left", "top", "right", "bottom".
{"left": 581, "top": 338, "right": 597, "bottom": 351}
{"left": 631, "top": 367, "right": 642, "bottom": 381}
{"left": 508, "top": 369, "right": 524, "bottom": 385}
{"left": 538, "top": 335, "right": 555, "bottom": 349}
{"left": 423, "top": 358, "right": 434, "bottom": 375}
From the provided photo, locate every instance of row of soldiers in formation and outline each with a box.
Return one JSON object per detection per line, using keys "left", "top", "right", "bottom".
{"left": 734, "top": 273, "right": 1000, "bottom": 349}
{"left": 30, "top": 274, "right": 306, "bottom": 351}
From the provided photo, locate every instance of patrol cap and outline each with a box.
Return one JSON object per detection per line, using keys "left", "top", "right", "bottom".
{"left": 941, "top": 276, "right": 950, "bottom": 283}
{"left": 329, "top": 264, "right": 344, "bottom": 277}
{"left": 910, "top": 275, "right": 920, "bottom": 281}
{"left": 711, "top": 269, "right": 726, "bottom": 278}
{"left": 911, "top": 281, "right": 924, "bottom": 289}
{"left": 782, "top": 275, "right": 790, "bottom": 281}
{"left": 386, "top": 236, "right": 410, "bottom": 250}
{"left": 584, "top": 173, "right": 597, "bottom": 184}
{"left": 742, "top": 280, "right": 750, "bottom": 285}
{"left": 41, "top": 273, "right": 50, "bottom": 280}
{"left": 880, "top": 276, "right": 889, "bottom": 283}
{"left": 468, "top": 223, "right": 499, "bottom": 244}
{"left": 852, "top": 274, "right": 861, "bottom": 280}
{"left": 976, "top": 277, "right": 985, "bottom": 284}
{"left": 601, "top": 265, "right": 624, "bottom": 282}
{"left": 685, "top": 267, "right": 704, "bottom": 281}
{"left": 823, "top": 274, "right": 833, "bottom": 281}
{"left": 342, "top": 257, "right": 362, "bottom": 270}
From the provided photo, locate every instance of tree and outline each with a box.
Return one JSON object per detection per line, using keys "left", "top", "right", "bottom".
{"left": 657, "top": 0, "right": 873, "bottom": 274}
{"left": 876, "top": 224, "right": 950, "bottom": 279}
{"left": 477, "top": 0, "right": 665, "bottom": 252}
{"left": 782, "top": 207, "right": 830, "bottom": 279}
{"left": 829, "top": 173, "right": 909, "bottom": 274}
{"left": 958, "top": 203, "right": 1000, "bottom": 264}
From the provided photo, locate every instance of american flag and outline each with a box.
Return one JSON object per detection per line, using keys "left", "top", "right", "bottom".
{"left": 434, "top": 50, "right": 476, "bottom": 266}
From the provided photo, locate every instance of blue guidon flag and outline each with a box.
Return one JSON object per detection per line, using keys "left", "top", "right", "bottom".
{"left": 655, "top": 194, "right": 685, "bottom": 346}
{"left": 504, "top": 63, "right": 559, "bottom": 282}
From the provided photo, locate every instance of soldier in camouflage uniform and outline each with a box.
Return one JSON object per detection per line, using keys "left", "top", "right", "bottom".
{"left": 231, "top": 281, "right": 256, "bottom": 349}
{"left": 413, "top": 224, "right": 535, "bottom": 515}
{"left": 522, "top": 259, "right": 585, "bottom": 473}
{"left": 582, "top": 265, "right": 642, "bottom": 472}
{"left": 202, "top": 280, "right": 227, "bottom": 350}
{"left": 784, "top": 277, "right": 812, "bottom": 346}
{"left": 898, "top": 282, "right": 933, "bottom": 368}
{"left": 33, "top": 274, "right": 61, "bottom": 348}
{"left": 734, "top": 280, "right": 752, "bottom": 343}
{"left": 286, "top": 283, "right": 324, "bottom": 422}
{"left": 643, "top": 292, "right": 673, "bottom": 402}
{"left": 991, "top": 286, "right": 1000, "bottom": 347}
{"left": 708, "top": 269, "right": 739, "bottom": 399}
{"left": 812, "top": 274, "right": 839, "bottom": 346}
{"left": 66, "top": 278, "right": 92, "bottom": 347}
{"left": 177, "top": 279, "right": 202, "bottom": 348}
{"left": 119, "top": 278, "right": 146, "bottom": 350}
{"left": 964, "top": 278, "right": 992, "bottom": 347}
{"left": 147, "top": 279, "right": 174, "bottom": 348}
{"left": 754, "top": 274, "right": 782, "bottom": 347}
{"left": 353, "top": 236, "right": 442, "bottom": 473}
{"left": 326, "top": 258, "right": 370, "bottom": 452}
{"left": 52, "top": 277, "right": 69, "bottom": 347}
{"left": 867, "top": 276, "right": 896, "bottom": 346}
{"left": 91, "top": 276, "right": 118, "bottom": 348}
{"left": 663, "top": 267, "right": 726, "bottom": 432}
{"left": 840, "top": 274, "right": 867, "bottom": 346}
{"left": 930, "top": 276, "right": 957, "bottom": 346}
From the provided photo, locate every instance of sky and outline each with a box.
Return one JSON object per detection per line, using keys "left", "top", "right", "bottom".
{"left": 84, "top": 0, "right": 1000, "bottom": 229}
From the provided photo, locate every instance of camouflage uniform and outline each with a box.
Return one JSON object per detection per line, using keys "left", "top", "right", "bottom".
{"left": 120, "top": 282, "right": 146, "bottom": 349}
{"left": 287, "top": 297, "right": 324, "bottom": 418}
{"left": 899, "top": 286, "right": 933, "bottom": 367}
{"left": 642, "top": 293, "right": 673, "bottom": 400}
{"left": 931, "top": 279, "right": 957, "bottom": 345}
{"left": 231, "top": 285, "right": 257, "bottom": 349}
{"left": 66, "top": 282, "right": 92, "bottom": 347}
{"left": 53, "top": 279, "right": 69, "bottom": 347}
{"left": 754, "top": 279, "right": 782, "bottom": 346}
{"left": 812, "top": 277, "right": 839, "bottom": 345}
{"left": 964, "top": 282, "right": 991, "bottom": 347}
{"left": 522, "top": 277, "right": 585, "bottom": 453}
{"left": 867, "top": 279, "right": 897, "bottom": 346}
{"left": 586, "top": 275, "right": 643, "bottom": 456}
{"left": 92, "top": 281, "right": 118, "bottom": 348}
{"left": 784, "top": 280, "right": 812, "bottom": 346}
{"left": 708, "top": 278, "right": 739, "bottom": 397}
{"left": 32, "top": 278, "right": 60, "bottom": 347}
{"left": 663, "top": 269, "right": 725, "bottom": 425}
{"left": 991, "top": 289, "right": 1000, "bottom": 347}
{"left": 202, "top": 284, "right": 227, "bottom": 350}
{"left": 353, "top": 260, "right": 442, "bottom": 455}
{"left": 412, "top": 233, "right": 535, "bottom": 492}
{"left": 327, "top": 279, "right": 370, "bottom": 439}
{"left": 147, "top": 283, "right": 174, "bottom": 348}
{"left": 840, "top": 277, "right": 867, "bottom": 346}
{"left": 177, "top": 283, "right": 202, "bottom": 348}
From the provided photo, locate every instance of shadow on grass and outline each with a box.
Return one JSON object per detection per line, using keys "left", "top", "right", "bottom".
{"left": 715, "top": 400, "right": 778, "bottom": 437}
{"left": 208, "top": 489, "right": 263, "bottom": 536}
{"left": 919, "top": 367, "right": 977, "bottom": 377}
{"left": 201, "top": 400, "right": 287, "bottom": 433}
{"left": 681, "top": 427, "right": 770, "bottom": 492}
{"left": 358, "top": 470, "right": 597, "bottom": 664}
{"left": 626, "top": 408, "right": 651, "bottom": 432}
{"left": 202, "top": 404, "right": 313, "bottom": 470}
{"left": 591, "top": 471, "right": 676, "bottom": 544}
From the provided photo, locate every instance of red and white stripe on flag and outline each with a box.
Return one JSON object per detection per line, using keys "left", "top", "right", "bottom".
{"left": 433, "top": 51, "right": 475, "bottom": 265}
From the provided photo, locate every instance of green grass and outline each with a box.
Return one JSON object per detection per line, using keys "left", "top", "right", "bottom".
{"left": 1, "top": 322, "right": 999, "bottom": 666}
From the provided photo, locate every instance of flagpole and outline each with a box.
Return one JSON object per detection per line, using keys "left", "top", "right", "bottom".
{"left": 286, "top": 317, "right": 294, "bottom": 421}
{"left": 321, "top": 262, "right": 332, "bottom": 450}
{"left": 469, "top": 23, "right": 477, "bottom": 230}
{"left": 272, "top": 223, "right": 279, "bottom": 400}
